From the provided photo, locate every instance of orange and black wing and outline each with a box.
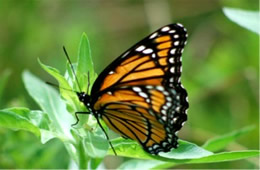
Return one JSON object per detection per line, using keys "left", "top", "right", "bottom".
{"left": 90, "top": 23, "right": 188, "bottom": 154}
{"left": 91, "top": 23, "right": 188, "bottom": 95}
{"left": 96, "top": 85, "right": 188, "bottom": 154}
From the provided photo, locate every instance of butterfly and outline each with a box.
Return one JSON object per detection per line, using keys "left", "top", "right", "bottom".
{"left": 73, "top": 23, "right": 189, "bottom": 155}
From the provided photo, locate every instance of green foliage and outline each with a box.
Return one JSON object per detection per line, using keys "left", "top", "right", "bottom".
{"left": 76, "top": 33, "right": 97, "bottom": 92}
{"left": 223, "top": 7, "right": 260, "bottom": 35}
{"left": 0, "top": 108, "right": 42, "bottom": 137}
{"left": 0, "top": 1, "right": 259, "bottom": 168}
{"left": 202, "top": 125, "right": 256, "bottom": 152}
{"left": 21, "top": 34, "right": 109, "bottom": 168}
{"left": 0, "top": 33, "right": 258, "bottom": 169}
{"left": 116, "top": 127, "right": 259, "bottom": 169}
{"left": 118, "top": 151, "right": 260, "bottom": 169}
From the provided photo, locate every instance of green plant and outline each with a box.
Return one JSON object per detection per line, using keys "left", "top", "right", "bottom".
{"left": 0, "top": 31, "right": 259, "bottom": 169}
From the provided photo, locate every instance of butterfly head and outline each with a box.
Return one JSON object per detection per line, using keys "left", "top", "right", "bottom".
{"left": 77, "top": 92, "right": 91, "bottom": 104}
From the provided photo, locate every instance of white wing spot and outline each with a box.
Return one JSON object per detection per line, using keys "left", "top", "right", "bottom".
{"left": 177, "top": 23, "right": 183, "bottom": 27}
{"left": 109, "top": 71, "right": 115, "bottom": 74}
{"left": 163, "top": 91, "right": 169, "bottom": 95}
{"left": 168, "top": 137, "right": 172, "bottom": 143}
{"left": 169, "top": 57, "right": 174, "bottom": 63}
{"left": 133, "top": 87, "right": 142, "bottom": 92}
{"left": 166, "top": 97, "right": 172, "bottom": 101}
{"left": 143, "top": 48, "right": 153, "bottom": 54}
{"left": 161, "top": 26, "right": 170, "bottom": 32}
{"left": 174, "top": 34, "right": 179, "bottom": 39}
{"left": 152, "top": 53, "right": 156, "bottom": 58}
{"left": 175, "top": 107, "right": 180, "bottom": 112}
{"left": 107, "top": 91, "right": 112, "bottom": 95}
{"left": 174, "top": 41, "right": 180, "bottom": 46}
{"left": 156, "top": 86, "right": 164, "bottom": 91}
{"left": 170, "top": 67, "right": 175, "bottom": 73}
{"left": 136, "top": 45, "right": 145, "bottom": 52}
{"left": 162, "top": 116, "right": 167, "bottom": 121}
{"left": 161, "top": 110, "right": 167, "bottom": 115}
{"left": 149, "top": 32, "right": 158, "bottom": 39}
{"left": 146, "top": 85, "right": 153, "bottom": 89}
{"left": 139, "top": 92, "right": 148, "bottom": 98}
{"left": 162, "top": 142, "right": 168, "bottom": 147}
{"left": 153, "top": 144, "right": 160, "bottom": 149}
{"left": 121, "top": 51, "right": 130, "bottom": 58}
{"left": 163, "top": 105, "right": 168, "bottom": 110}
{"left": 170, "top": 48, "right": 176, "bottom": 54}
{"left": 169, "top": 30, "right": 176, "bottom": 34}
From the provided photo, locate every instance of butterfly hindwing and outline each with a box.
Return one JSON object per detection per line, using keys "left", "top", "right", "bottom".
{"left": 98, "top": 85, "right": 188, "bottom": 154}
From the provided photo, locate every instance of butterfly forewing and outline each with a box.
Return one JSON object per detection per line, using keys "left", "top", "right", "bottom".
{"left": 91, "top": 23, "right": 188, "bottom": 96}
{"left": 89, "top": 23, "right": 189, "bottom": 154}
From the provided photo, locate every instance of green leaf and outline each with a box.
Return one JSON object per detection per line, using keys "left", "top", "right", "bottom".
{"left": 84, "top": 131, "right": 109, "bottom": 158}
{"left": 119, "top": 150, "right": 260, "bottom": 169}
{"left": 38, "top": 59, "right": 81, "bottom": 113}
{"left": 22, "top": 70, "right": 75, "bottom": 144}
{"left": 78, "top": 139, "right": 88, "bottom": 169}
{"left": 0, "top": 107, "right": 40, "bottom": 137}
{"left": 118, "top": 159, "right": 161, "bottom": 170}
{"left": 39, "top": 129, "right": 57, "bottom": 144}
{"left": 89, "top": 158, "right": 103, "bottom": 169}
{"left": 76, "top": 32, "right": 97, "bottom": 93}
{"left": 109, "top": 138, "right": 212, "bottom": 160}
{"left": 4, "top": 107, "right": 50, "bottom": 130}
{"left": 0, "top": 107, "right": 56, "bottom": 144}
{"left": 223, "top": 7, "right": 260, "bottom": 34}
{"left": 202, "top": 125, "right": 256, "bottom": 152}
{"left": 112, "top": 137, "right": 259, "bottom": 169}
{"left": 186, "top": 150, "right": 260, "bottom": 164}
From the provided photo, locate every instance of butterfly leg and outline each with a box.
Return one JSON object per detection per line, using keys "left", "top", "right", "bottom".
{"left": 71, "top": 111, "right": 91, "bottom": 127}
{"left": 95, "top": 116, "right": 117, "bottom": 156}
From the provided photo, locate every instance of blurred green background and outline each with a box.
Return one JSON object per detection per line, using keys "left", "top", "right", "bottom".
{"left": 0, "top": 0, "right": 259, "bottom": 169}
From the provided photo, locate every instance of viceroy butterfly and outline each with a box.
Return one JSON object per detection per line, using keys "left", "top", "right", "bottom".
{"left": 71, "top": 23, "right": 189, "bottom": 155}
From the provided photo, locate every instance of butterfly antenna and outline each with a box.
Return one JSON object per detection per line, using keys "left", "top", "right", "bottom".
{"left": 46, "top": 81, "right": 76, "bottom": 93}
{"left": 86, "top": 71, "right": 90, "bottom": 94}
{"left": 63, "top": 46, "right": 82, "bottom": 92}
{"left": 95, "top": 117, "right": 117, "bottom": 156}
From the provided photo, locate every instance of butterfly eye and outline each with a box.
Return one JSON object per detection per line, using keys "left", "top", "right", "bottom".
{"left": 77, "top": 92, "right": 86, "bottom": 102}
